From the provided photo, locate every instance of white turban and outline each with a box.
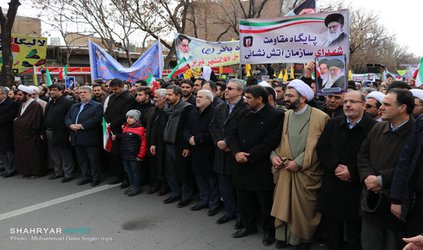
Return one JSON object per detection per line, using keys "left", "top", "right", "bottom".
{"left": 287, "top": 79, "right": 314, "bottom": 101}
{"left": 29, "top": 85, "right": 41, "bottom": 94}
{"left": 18, "top": 85, "right": 34, "bottom": 95}
{"left": 411, "top": 89, "right": 423, "bottom": 101}
{"left": 258, "top": 81, "right": 271, "bottom": 87}
{"left": 366, "top": 91, "right": 385, "bottom": 104}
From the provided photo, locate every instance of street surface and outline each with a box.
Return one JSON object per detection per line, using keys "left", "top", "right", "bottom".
{"left": 0, "top": 174, "right": 327, "bottom": 250}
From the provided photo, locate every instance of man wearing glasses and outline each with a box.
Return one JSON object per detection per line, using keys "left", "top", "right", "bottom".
{"left": 365, "top": 91, "right": 385, "bottom": 122}
{"left": 316, "top": 90, "right": 376, "bottom": 249}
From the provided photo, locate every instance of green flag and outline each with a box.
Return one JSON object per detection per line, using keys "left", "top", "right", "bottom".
{"left": 63, "top": 64, "right": 69, "bottom": 78}
{"left": 45, "top": 68, "right": 52, "bottom": 87}
{"left": 145, "top": 72, "right": 155, "bottom": 86}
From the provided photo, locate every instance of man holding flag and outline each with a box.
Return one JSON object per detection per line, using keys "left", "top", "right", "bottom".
{"left": 104, "top": 78, "right": 135, "bottom": 187}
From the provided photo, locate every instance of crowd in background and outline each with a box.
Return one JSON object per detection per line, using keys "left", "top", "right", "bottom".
{"left": 1, "top": 62, "right": 423, "bottom": 250}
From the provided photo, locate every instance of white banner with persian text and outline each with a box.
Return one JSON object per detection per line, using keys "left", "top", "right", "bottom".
{"left": 239, "top": 10, "right": 349, "bottom": 64}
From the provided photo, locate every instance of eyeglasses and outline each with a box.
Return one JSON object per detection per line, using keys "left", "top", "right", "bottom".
{"left": 226, "top": 86, "right": 238, "bottom": 91}
{"left": 365, "top": 104, "right": 377, "bottom": 109}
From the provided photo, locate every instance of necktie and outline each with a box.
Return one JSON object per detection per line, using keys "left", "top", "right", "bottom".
{"left": 75, "top": 103, "right": 85, "bottom": 123}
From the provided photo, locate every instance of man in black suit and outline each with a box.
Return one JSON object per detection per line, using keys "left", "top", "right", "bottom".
{"left": 0, "top": 86, "right": 19, "bottom": 177}
{"left": 228, "top": 85, "right": 284, "bottom": 246}
{"left": 209, "top": 79, "right": 247, "bottom": 227}
{"left": 104, "top": 78, "right": 134, "bottom": 187}
{"left": 44, "top": 83, "right": 75, "bottom": 183}
{"left": 65, "top": 86, "right": 103, "bottom": 187}
{"left": 316, "top": 90, "right": 377, "bottom": 249}
{"left": 162, "top": 85, "right": 193, "bottom": 207}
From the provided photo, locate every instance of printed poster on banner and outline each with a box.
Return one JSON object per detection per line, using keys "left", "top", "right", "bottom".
{"left": 0, "top": 34, "right": 47, "bottom": 74}
{"left": 65, "top": 76, "right": 76, "bottom": 89}
{"left": 316, "top": 55, "right": 347, "bottom": 95}
{"left": 240, "top": 10, "right": 349, "bottom": 64}
{"left": 175, "top": 34, "right": 240, "bottom": 68}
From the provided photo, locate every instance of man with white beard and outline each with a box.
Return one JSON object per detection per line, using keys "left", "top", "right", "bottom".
{"left": 323, "top": 59, "right": 346, "bottom": 89}
{"left": 323, "top": 13, "right": 348, "bottom": 48}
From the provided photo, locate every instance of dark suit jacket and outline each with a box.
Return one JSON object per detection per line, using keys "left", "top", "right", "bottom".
{"left": 44, "top": 95, "right": 74, "bottom": 147}
{"left": 65, "top": 99, "right": 103, "bottom": 146}
{"left": 186, "top": 104, "right": 215, "bottom": 176}
{"left": 0, "top": 98, "right": 19, "bottom": 151}
{"left": 228, "top": 105, "right": 284, "bottom": 190}
{"left": 390, "top": 115, "right": 423, "bottom": 221}
{"left": 317, "top": 114, "right": 376, "bottom": 221}
{"left": 209, "top": 99, "right": 248, "bottom": 175}
{"left": 104, "top": 91, "right": 134, "bottom": 134}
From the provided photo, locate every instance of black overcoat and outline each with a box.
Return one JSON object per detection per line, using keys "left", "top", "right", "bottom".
{"left": 0, "top": 98, "right": 19, "bottom": 152}
{"left": 228, "top": 105, "right": 284, "bottom": 190}
{"left": 316, "top": 114, "right": 376, "bottom": 221}
{"left": 209, "top": 100, "right": 247, "bottom": 175}
{"left": 185, "top": 104, "right": 215, "bottom": 176}
{"left": 43, "top": 95, "right": 74, "bottom": 147}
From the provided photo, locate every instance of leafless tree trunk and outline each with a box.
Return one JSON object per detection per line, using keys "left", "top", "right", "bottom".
{"left": 0, "top": 0, "right": 21, "bottom": 88}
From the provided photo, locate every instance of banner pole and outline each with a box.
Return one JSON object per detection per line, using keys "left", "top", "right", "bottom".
{"left": 88, "top": 36, "right": 95, "bottom": 84}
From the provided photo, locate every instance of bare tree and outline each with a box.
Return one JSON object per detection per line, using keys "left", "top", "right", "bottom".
{"left": 113, "top": 0, "right": 193, "bottom": 65}
{"left": 109, "top": 2, "right": 137, "bottom": 65}
{"left": 210, "top": 0, "right": 272, "bottom": 39}
{"left": 0, "top": 0, "right": 21, "bottom": 87}
{"left": 33, "top": 0, "right": 87, "bottom": 65}
{"left": 68, "top": 0, "right": 117, "bottom": 56}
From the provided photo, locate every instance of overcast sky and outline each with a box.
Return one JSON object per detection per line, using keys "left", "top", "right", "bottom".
{"left": 2, "top": 0, "right": 422, "bottom": 57}
{"left": 319, "top": 0, "right": 423, "bottom": 57}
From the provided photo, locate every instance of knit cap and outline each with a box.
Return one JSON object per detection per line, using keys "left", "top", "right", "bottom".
{"left": 126, "top": 109, "right": 141, "bottom": 121}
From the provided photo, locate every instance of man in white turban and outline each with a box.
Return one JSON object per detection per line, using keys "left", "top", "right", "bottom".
{"left": 14, "top": 85, "right": 46, "bottom": 177}
{"left": 270, "top": 79, "right": 329, "bottom": 249}
{"left": 29, "top": 85, "right": 47, "bottom": 113}
{"left": 411, "top": 89, "right": 423, "bottom": 118}
{"left": 366, "top": 91, "right": 385, "bottom": 122}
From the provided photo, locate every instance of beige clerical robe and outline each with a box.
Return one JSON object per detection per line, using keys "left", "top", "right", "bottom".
{"left": 271, "top": 107, "right": 329, "bottom": 241}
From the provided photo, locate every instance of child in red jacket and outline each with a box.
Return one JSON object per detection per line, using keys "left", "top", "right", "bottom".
{"left": 119, "top": 109, "right": 147, "bottom": 196}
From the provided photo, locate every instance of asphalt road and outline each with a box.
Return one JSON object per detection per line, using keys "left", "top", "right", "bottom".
{"left": 0, "top": 174, "right": 327, "bottom": 250}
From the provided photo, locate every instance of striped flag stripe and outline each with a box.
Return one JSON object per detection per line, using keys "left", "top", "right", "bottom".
{"left": 240, "top": 17, "right": 323, "bottom": 27}
{"left": 240, "top": 20, "right": 323, "bottom": 34}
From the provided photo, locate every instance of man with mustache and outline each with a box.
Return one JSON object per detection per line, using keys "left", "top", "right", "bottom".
{"left": 271, "top": 79, "right": 329, "bottom": 250}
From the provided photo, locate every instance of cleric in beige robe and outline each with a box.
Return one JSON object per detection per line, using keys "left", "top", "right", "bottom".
{"left": 270, "top": 80, "right": 329, "bottom": 249}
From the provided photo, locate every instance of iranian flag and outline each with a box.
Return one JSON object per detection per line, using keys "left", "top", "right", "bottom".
{"left": 146, "top": 72, "right": 160, "bottom": 94}
{"left": 168, "top": 57, "right": 189, "bottom": 79}
{"left": 416, "top": 58, "right": 423, "bottom": 87}
{"left": 58, "top": 64, "right": 69, "bottom": 80}
{"left": 102, "top": 118, "right": 112, "bottom": 152}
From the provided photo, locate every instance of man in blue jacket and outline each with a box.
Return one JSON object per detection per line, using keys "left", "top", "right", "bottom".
{"left": 65, "top": 86, "right": 103, "bottom": 187}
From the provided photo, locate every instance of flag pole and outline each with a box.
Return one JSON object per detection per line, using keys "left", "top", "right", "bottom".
{"left": 88, "top": 35, "right": 95, "bottom": 84}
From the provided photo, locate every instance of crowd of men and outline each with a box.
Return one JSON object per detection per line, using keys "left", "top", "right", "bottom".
{"left": 0, "top": 62, "right": 423, "bottom": 250}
